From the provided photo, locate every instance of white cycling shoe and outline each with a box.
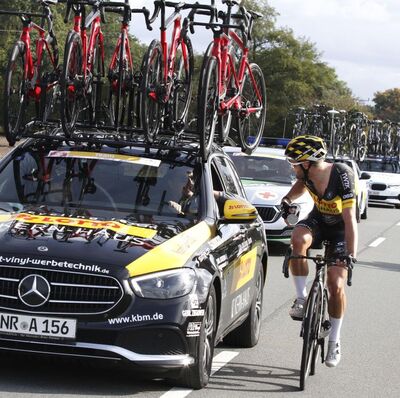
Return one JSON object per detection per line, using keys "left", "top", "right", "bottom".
{"left": 325, "top": 340, "right": 341, "bottom": 367}
{"left": 289, "top": 297, "right": 306, "bottom": 320}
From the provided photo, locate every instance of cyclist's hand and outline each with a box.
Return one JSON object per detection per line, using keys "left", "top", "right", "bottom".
{"left": 338, "top": 255, "right": 357, "bottom": 269}
{"left": 280, "top": 197, "right": 291, "bottom": 220}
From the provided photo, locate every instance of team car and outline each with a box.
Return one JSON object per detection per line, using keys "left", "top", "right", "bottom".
{"left": 359, "top": 156, "right": 400, "bottom": 208}
{"left": 326, "top": 156, "right": 370, "bottom": 221}
{"left": 224, "top": 146, "right": 314, "bottom": 243}
{"left": 0, "top": 137, "right": 268, "bottom": 389}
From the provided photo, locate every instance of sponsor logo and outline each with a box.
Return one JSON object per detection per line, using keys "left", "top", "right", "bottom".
{"left": 182, "top": 309, "right": 205, "bottom": 317}
{"left": 231, "top": 287, "right": 251, "bottom": 318}
{"left": 18, "top": 275, "right": 51, "bottom": 307}
{"left": 257, "top": 191, "right": 278, "bottom": 200}
{"left": 340, "top": 173, "right": 351, "bottom": 189}
{"left": 0, "top": 255, "right": 110, "bottom": 274}
{"left": 186, "top": 322, "right": 202, "bottom": 337}
{"left": 107, "top": 312, "right": 164, "bottom": 325}
{"left": 342, "top": 193, "right": 354, "bottom": 200}
{"left": 189, "top": 294, "right": 199, "bottom": 309}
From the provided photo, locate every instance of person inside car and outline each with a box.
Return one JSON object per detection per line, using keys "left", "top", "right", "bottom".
{"left": 281, "top": 135, "right": 358, "bottom": 368}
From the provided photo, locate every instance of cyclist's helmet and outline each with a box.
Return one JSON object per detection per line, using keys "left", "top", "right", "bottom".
{"left": 285, "top": 135, "right": 328, "bottom": 162}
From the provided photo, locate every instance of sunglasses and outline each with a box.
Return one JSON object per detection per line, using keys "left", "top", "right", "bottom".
{"left": 286, "top": 159, "right": 306, "bottom": 167}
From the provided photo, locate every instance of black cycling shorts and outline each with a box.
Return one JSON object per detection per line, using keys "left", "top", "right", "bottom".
{"left": 296, "top": 212, "right": 346, "bottom": 259}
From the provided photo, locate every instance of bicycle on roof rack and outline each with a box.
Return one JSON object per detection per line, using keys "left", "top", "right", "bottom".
{"left": 140, "top": 0, "right": 199, "bottom": 142}
{"left": 2, "top": 0, "right": 60, "bottom": 146}
{"left": 60, "top": 0, "right": 107, "bottom": 136}
{"left": 188, "top": 0, "right": 266, "bottom": 159}
{"left": 282, "top": 244, "right": 353, "bottom": 391}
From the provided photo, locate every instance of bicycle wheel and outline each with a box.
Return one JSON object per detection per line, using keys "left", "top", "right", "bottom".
{"left": 237, "top": 63, "right": 266, "bottom": 154}
{"left": 140, "top": 39, "right": 162, "bottom": 142}
{"left": 60, "top": 31, "right": 83, "bottom": 136}
{"left": 38, "top": 37, "right": 59, "bottom": 123}
{"left": 108, "top": 33, "right": 131, "bottom": 127}
{"left": 300, "top": 284, "right": 319, "bottom": 391}
{"left": 170, "top": 35, "right": 193, "bottom": 130}
{"left": 4, "top": 41, "right": 29, "bottom": 146}
{"left": 198, "top": 56, "right": 218, "bottom": 160}
{"left": 356, "top": 131, "right": 367, "bottom": 161}
{"left": 88, "top": 34, "right": 103, "bottom": 125}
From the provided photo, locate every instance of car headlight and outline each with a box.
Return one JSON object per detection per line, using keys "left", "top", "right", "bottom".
{"left": 130, "top": 268, "right": 196, "bottom": 299}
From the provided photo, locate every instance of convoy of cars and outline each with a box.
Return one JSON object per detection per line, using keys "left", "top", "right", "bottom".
{"left": 0, "top": 138, "right": 268, "bottom": 389}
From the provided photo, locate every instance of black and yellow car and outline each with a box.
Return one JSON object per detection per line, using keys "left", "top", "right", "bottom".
{"left": 0, "top": 138, "right": 268, "bottom": 389}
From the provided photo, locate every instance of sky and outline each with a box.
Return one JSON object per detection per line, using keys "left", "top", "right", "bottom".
{"left": 129, "top": 0, "right": 400, "bottom": 104}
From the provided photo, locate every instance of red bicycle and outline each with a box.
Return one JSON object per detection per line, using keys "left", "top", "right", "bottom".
{"left": 60, "top": 0, "right": 106, "bottom": 136}
{"left": 190, "top": 0, "right": 267, "bottom": 158}
{"left": 140, "top": 0, "right": 195, "bottom": 142}
{"left": 104, "top": 1, "right": 152, "bottom": 129}
{"left": 2, "top": 0, "right": 60, "bottom": 146}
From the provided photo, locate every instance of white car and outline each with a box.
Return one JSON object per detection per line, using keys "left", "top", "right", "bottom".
{"left": 224, "top": 146, "right": 314, "bottom": 244}
{"left": 359, "top": 156, "right": 400, "bottom": 208}
{"left": 326, "top": 156, "right": 370, "bottom": 221}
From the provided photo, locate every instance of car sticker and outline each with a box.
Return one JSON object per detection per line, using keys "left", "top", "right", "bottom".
{"left": 47, "top": 150, "right": 161, "bottom": 167}
{"left": 107, "top": 312, "right": 164, "bottom": 325}
{"left": 0, "top": 213, "right": 157, "bottom": 239}
{"left": 126, "top": 221, "right": 215, "bottom": 277}
{"left": 182, "top": 309, "right": 205, "bottom": 317}
{"left": 257, "top": 191, "right": 278, "bottom": 200}
{"left": 189, "top": 294, "right": 199, "bottom": 309}
{"left": 231, "top": 286, "right": 251, "bottom": 319}
{"left": 231, "top": 247, "right": 257, "bottom": 293}
{"left": 186, "top": 322, "right": 202, "bottom": 337}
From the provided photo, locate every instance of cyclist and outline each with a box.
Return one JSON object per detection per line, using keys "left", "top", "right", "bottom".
{"left": 281, "top": 135, "right": 357, "bottom": 368}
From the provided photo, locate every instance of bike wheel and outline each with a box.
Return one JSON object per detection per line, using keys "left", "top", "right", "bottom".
{"left": 356, "top": 131, "right": 367, "bottom": 161}
{"left": 88, "top": 34, "right": 103, "bottom": 125}
{"left": 170, "top": 35, "right": 193, "bottom": 130}
{"left": 38, "top": 39, "right": 59, "bottom": 123}
{"left": 60, "top": 32, "right": 83, "bottom": 136}
{"left": 140, "top": 39, "right": 162, "bottom": 142}
{"left": 4, "top": 41, "right": 29, "bottom": 146}
{"left": 108, "top": 33, "right": 131, "bottom": 127}
{"left": 237, "top": 63, "right": 266, "bottom": 154}
{"left": 198, "top": 56, "right": 218, "bottom": 160}
{"left": 300, "top": 285, "right": 318, "bottom": 391}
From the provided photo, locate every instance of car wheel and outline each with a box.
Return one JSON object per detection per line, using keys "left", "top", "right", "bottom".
{"left": 223, "top": 266, "right": 264, "bottom": 348}
{"left": 356, "top": 198, "right": 361, "bottom": 223}
{"left": 178, "top": 285, "right": 217, "bottom": 389}
{"left": 361, "top": 204, "right": 368, "bottom": 219}
{"left": 395, "top": 204, "right": 400, "bottom": 209}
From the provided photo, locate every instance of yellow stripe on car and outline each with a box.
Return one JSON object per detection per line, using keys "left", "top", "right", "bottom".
{"left": 126, "top": 221, "right": 215, "bottom": 277}
{"left": 231, "top": 247, "right": 258, "bottom": 292}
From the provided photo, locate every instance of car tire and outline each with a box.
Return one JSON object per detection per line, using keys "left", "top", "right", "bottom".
{"left": 223, "top": 266, "right": 264, "bottom": 348}
{"left": 361, "top": 204, "right": 368, "bottom": 219}
{"left": 356, "top": 198, "right": 361, "bottom": 223}
{"left": 395, "top": 204, "right": 400, "bottom": 209}
{"left": 178, "top": 285, "right": 217, "bottom": 389}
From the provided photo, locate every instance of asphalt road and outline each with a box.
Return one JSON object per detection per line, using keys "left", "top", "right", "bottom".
{"left": 0, "top": 201, "right": 398, "bottom": 397}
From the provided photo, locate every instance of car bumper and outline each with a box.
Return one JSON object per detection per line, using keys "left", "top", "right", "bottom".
{"left": 368, "top": 193, "right": 400, "bottom": 206}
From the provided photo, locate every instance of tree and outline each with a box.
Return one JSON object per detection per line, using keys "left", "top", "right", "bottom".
{"left": 373, "top": 88, "right": 400, "bottom": 122}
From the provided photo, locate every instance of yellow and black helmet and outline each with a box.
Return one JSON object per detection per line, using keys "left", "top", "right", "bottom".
{"left": 285, "top": 135, "right": 328, "bottom": 162}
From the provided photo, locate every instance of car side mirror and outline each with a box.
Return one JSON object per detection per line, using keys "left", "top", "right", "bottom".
{"left": 220, "top": 197, "right": 258, "bottom": 224}
{"left": 360, "top": 172, "right": 371, "bottom": 180}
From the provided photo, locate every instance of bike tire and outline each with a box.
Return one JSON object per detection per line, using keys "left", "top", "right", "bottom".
{"left": 108, "top": 30, "right": 130, "bottom": 128}
{"left": 60, "top": 31, "right": 83, "bottom": 137}
{"left": 170, "top": 34, "right": 193, "bottom": 130}
{"left": 4, "top": 41, "right": 29, "bottom": 146}
{"left": 198, "top": 56, "right": 218, "bottom": 160}
{"left": 140, "top": 39, "right": 162, "bottom": 142}
{"left": 89, "top": 33, "right": 103, "bottom": 125}
{"left": 357, "top": 131, "right": 367, "bottom": 161}
{"left": 300, "top": 285, "right": 318, "bottom": 391}
{"left": 237, "top": 63, "right": 266, "bottom": 154}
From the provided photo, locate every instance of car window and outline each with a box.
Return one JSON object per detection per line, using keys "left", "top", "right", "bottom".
{"left": 0, "top": 148, "right": 200, "bottom": 219}
{"left": 212, "top": 156, "right": 240, "bottom": 195}
{"left": 229, "top": 153, "right": 295, "bottom": 184}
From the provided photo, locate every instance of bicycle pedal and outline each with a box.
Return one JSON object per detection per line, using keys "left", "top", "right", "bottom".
{"left": 319, "top": 320, "right": 331, "bottom": 338}
{"left": 290, "top": 315, "right": 304, "bottom": 322}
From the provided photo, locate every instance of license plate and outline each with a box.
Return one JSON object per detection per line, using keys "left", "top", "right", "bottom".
{"left": 0, "top": 312, "right": 76, "bottom": 339}
{"left": 370, "top": 191, "right": 383, "bottom": 196}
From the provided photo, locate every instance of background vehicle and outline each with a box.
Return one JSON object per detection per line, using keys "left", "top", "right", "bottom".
{"left": 326, "top": 156, "right": 370, "bottom": 222}
{"left": 0, "top": 136, "right": 268, "bottom": 389}
{"left": 359, "top": 156, "right": 400, "bottom": 208}
{"left": 225, "top": 145, "right": 314, "bottom": 244}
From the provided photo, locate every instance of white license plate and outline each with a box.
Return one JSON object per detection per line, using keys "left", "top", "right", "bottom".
{"left": 370, "top": 191, "right": 383, "bottom": 196}
{"left": 0, "top": 312, "right": 76, "bottom": 339}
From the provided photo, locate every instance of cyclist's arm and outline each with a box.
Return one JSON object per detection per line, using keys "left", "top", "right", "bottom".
{"left": 282, "top": 179, "right": 307, "bottom": 203}
{"left": 342, "top": 206, "right": 358, "bottom": 258}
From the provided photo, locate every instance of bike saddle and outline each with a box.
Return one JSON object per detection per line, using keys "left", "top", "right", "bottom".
{"left": 222, "top": 0, "right": 240, "bottom": 6}
{"left": 248, "top": 10, "right": 262, "bottom": 19}
{"left": 41, "top": 0, "right": 58, "bottom": 5}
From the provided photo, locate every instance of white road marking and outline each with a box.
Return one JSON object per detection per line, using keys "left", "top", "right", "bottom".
{"left": 159, "top": 351, "right": 239, "bottom": 398}
{"left": 369, "top": 237, "right": 386, "bottom": 247}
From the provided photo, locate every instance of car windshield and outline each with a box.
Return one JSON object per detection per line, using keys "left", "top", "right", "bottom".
{"left": 359, "top": 159, "right": 400, "bottom": 174}
{"left": 0, "top": 148, "right": 200, "bottom": 220}
{"left": 229, "top": 154, "right": 295, "bottom": 184}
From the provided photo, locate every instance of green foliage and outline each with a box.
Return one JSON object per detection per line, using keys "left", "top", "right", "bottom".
{"left": 373, "top": 89, "right": 400, "bottom": 122}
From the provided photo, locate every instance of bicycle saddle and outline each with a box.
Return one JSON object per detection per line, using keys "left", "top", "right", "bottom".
{"left": 248, "top": 10, "right": 263, "bottom": 19}
{"left": 41, "top": 0, "right": 58, "bottom": 5}
{"left": 222, "top": 0, "right": 240, "bottom": 6}
{"left": 327, "top": 109, "right": 340, "bottom": 114}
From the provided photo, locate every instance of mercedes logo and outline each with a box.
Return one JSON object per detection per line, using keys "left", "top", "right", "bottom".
{"left": 18, "top": 274, "right": 51, "bottom": 307}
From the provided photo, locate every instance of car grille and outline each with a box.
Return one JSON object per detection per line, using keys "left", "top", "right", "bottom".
{"left": 370, "top": 183, "right": 387, "bottom": 191}
{"left": 0, "top": 265, "right": 123, "bottom": 315}
{"left": 256, "top": 206, "right": 279, "bottom": 222}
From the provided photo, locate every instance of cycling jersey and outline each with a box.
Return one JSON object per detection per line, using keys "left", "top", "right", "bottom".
{"left": 303, "top": 162, "right": 356, "bottom": 226}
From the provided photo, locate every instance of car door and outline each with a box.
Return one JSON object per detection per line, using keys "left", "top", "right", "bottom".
{"left": 210, "top": 154, "right": 265, "bottom": 332}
